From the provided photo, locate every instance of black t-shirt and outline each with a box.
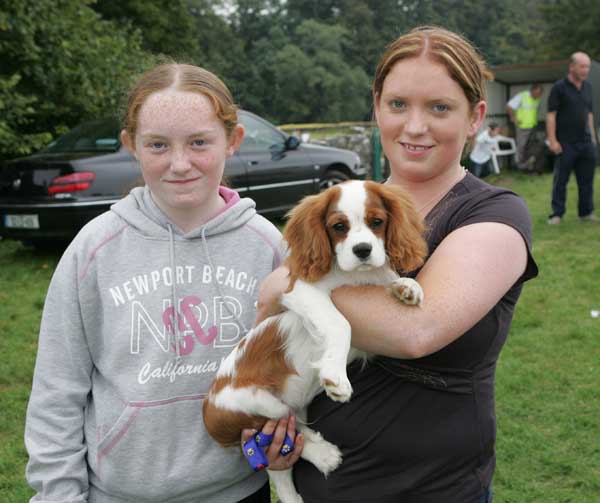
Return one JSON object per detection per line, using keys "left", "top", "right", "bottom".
{"left": 294, "top": 174, "right": 539, "bottom": 503}
{"left": 547, "top": 77, "right": 594, "bottom": 144}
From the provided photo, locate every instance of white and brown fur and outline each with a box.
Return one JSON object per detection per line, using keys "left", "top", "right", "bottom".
{"left": 203, "top": 180, "right": 427, "bottom": 503}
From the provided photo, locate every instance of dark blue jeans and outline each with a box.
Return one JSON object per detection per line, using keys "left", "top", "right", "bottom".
{"left": 479, "top": 485, "right": 493, "bottom": 503}
{"left": 470, "top": 159, "right": 493, "bottom": 178}
{"left": 551, "top": 142, "right": 597, "bottom": 217}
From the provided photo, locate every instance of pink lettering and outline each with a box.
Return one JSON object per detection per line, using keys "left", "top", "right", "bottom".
{"left": 181, "top": 295, "right": 217, "bottom": 345}
{"left": 163, "top": 307, "right": 195, "bottom": 356}
{"left": 162, "top": 295, "right": 217, "bottom": 354}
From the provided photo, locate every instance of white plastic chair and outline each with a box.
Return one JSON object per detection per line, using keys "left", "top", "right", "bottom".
{"left": 490, "top": 135, "right": 517, "bottom": 174}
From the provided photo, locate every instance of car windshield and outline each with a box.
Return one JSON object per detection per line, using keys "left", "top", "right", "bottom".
{"left": 43, "top": 119, "right": 121, "bottom": 153}
{"left": 239, "top": 112, "right": 287, "bottom": 151}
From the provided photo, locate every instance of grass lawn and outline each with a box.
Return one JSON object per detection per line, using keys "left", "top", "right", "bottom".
{"left": 1, "top": 170, "right": 599, "bottom": 502}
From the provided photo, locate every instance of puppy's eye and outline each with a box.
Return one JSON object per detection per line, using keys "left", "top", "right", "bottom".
{"left": 332, "top": 222, "right": 347, "bottom": 233}
{"left": 371, "top": 218, "right": 384, "bottom": 229}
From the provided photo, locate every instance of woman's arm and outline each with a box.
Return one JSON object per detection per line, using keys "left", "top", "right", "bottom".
{"left": 333, "top": 222, "right": 528, "bottom": 358}
{"left": 258, "top": 221, "right": 527, "bottom": 359}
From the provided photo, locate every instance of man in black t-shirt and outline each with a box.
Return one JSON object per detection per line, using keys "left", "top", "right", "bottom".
{"left": 547, "top": 51, "right": 598, "bottom": 224}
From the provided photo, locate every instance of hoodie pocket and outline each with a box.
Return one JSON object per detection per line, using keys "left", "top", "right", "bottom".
{"left": 97, "top": 405, "right": 141, "bottom": 472}
{"left": 95, "top": 395, "right": 228, "bottom": 500}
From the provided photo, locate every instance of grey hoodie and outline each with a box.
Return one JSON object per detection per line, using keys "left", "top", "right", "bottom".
{"left": 25, "top": 186, "right": 284, "bottom": 503}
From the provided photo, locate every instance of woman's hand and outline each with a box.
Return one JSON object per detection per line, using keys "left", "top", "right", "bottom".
{"left": 241, "top": 416, "right": 304, "bottom": 471}
{"left": 255, "top": 266, "right": 290, "bottom": 324}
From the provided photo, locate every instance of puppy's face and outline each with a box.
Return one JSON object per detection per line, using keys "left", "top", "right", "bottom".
{"left": 326, "top": 181, "right": 388, "bottom": 272}
{"left": 284, "top": 180, "right": 427, "bottom": 284}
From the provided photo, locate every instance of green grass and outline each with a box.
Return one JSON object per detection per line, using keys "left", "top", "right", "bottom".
{"left": 491, "top": 172, "right": 600, "bottom": 502}
{"left": 1, "top": 170, "right": 600, "bottom": 502}
{"left": 0, "top": 245, "right": 59, "bottom": 502}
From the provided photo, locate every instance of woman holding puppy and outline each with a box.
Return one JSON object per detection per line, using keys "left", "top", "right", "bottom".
{"left": 25, "top": 63, "right": 301, "bottom": 503}
{"left": 261, "top": 27, "right": 538, "bottom": 502}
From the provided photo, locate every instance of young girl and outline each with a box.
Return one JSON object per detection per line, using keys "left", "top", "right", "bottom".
{"left": 260, "top": 27, "right": 538, "bottom": 502}
{"left": 25, "top": 64, "right": 300, "bottom": 503}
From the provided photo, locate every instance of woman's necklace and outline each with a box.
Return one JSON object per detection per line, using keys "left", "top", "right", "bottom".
{"left": 417, "top": 166, "right": 466, "bottom": 214}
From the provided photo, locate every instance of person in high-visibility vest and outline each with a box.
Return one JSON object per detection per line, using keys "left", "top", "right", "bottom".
{"left": 506, "top": 83, "right": 543, "bottom": 171}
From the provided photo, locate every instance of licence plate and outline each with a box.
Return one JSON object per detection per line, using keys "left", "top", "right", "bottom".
{"left": 4, "top": 214, "right": 40, "bottom": 229}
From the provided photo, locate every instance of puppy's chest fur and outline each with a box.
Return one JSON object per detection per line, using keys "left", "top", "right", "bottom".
{"left": 203, "top": 266, "right": 407, "bottom": 444}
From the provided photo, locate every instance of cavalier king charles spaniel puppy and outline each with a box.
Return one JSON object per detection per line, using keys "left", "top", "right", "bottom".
{"left": 203, "top": 180, "right": 427, "bottom": 503}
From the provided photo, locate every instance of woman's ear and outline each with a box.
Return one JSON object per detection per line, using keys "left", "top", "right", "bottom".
{"left": 373, "top": 92, "right": 381, "bottom": 124}
{"left": 468, "top": 100, "right": 487, "bottom": 137}
{"left": 227, "top": 124, "right": 245, "bottom": 157}
{"left": 120, "top": 130, "right": 137, "bottom": 159}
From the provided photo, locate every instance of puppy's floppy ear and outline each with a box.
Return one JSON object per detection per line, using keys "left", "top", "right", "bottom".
{"left": 366, "top": 182, "right": 428, "bottom": 273}
{"left": 283, "top": 187, "right": 340, "bottom": 286}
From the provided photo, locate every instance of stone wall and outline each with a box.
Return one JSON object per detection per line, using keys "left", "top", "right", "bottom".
{"left": 307, "top": 127, "right": 383, "bottom": 179}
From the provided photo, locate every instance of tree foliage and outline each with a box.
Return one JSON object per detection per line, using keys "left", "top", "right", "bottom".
{"left": 0, "top": 0, "right": 153, "bottom": 159}
{"left": 92, "top": 0, "right": 200, "bottom": 60}
{"left": 2, "top": 0, "right": 598, "bottom": 159}
{"left": 538, "top": 0, "right": 600, "bottom": 59}
{"left": 234, "top": 19, "right": 369, "bottom": 123}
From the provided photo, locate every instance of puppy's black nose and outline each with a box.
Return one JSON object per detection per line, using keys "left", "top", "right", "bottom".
{"left": 352, "top": 243, "right": 372, "bottom": 260}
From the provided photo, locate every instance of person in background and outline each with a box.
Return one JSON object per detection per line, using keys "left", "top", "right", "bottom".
{"left": 507, "top": 83, "right": 543, "bottom": 172}
{"left": 468, "top": 122, "right": 501, "bottom": 177}
{"left": 259, "top": 26, "right": 538, "bottom": 502}
{"left": 24, "top": 63, "right": 301, "bottom": 503}
{"left": 547, "top": 51, "right": 598, "bottom": 224}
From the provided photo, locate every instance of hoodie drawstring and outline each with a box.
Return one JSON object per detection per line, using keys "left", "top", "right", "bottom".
{"left": 200, "top": 227, "right": 250, "bottom": 336}
{"left": 168, "top": 224, "right": 182, "bottom": 362}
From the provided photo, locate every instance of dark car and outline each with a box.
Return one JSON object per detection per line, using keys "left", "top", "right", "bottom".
{"left": 0, "top": 111, "right": 365, "bottom": 246}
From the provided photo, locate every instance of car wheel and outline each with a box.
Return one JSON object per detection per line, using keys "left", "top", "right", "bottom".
{"left": 319, "top": 169, "right": 350, "bottom": 191}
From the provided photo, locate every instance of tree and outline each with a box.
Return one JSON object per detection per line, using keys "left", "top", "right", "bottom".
{"left": 4, "top": 0, "right": 586, "bottom": 160}
{"left": 539, "top": 0, "right": 600, "bottom": 60}
{"left": 92, "top": 0, "right": 200, "bottom": 60}
{"left": 0, "top": 0, "right": 153, "bottom": 159}
{"left": 0, "top": 74, "right": 51, "bottom": 157}
{"left": 188, "top": 1, "right": 248, "bottom": 94}
{"left": 259, "top": 20, "right": 371, "bottom": 122}
{"left": 227, "top": 0, "right": 285, "bottom": 52}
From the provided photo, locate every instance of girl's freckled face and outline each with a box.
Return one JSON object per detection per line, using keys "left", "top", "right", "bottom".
{"left": 134, "top": 89, "right": 234, "bottom": 218}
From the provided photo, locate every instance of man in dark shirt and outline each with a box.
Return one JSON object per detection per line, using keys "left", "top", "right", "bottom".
{"left": 547, "top": 51, "right": 598, "bottom": 224}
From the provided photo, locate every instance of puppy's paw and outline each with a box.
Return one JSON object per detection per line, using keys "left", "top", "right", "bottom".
{"left": 278, "top": 492, "right": 303, "bottom": 503}
{"left": 320, "top": 368, "right": 353, "bottom": 402}
{"left": 389, "top": 278, "right": 424, "bottom": 306}
{"left": 309, "top": 440, "right": 343, "bottom": 476}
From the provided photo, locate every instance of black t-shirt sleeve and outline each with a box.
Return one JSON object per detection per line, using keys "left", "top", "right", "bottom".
{"left": 547, "top": 81, "right": 561, "bottom": 113}
{"left": 446, "top": 189, "right": 538, "bottom": 284}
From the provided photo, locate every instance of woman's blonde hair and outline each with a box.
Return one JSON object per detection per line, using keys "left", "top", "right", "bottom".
{"left": 373, "top": 26, "right": 493, "bottom": 109}
{"left": 123, "top": 63, "right": 238, "bottom": 140}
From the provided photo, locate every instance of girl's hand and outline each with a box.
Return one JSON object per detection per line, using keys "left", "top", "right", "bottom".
{"left": 241, "top": 416, "right": 304, "bottom": 471}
